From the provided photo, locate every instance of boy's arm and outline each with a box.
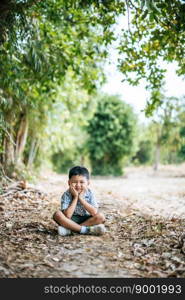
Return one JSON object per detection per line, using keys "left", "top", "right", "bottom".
{"left": 62, "top": 187, "right": 78, "bottom": 219}
{"left": 78, "top": 191, "right": 98, "bottom": 216}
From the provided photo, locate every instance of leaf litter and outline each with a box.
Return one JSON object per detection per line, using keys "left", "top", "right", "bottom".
{"left": 0, "top": 165, "right": 185, "bottom": 278}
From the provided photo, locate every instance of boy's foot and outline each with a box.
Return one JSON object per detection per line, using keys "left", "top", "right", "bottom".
{"left": 58, "top": 226, "right": 72, "bottom": 236}
{"left": 89, "top": 224, "right": 106, "bottom": 236}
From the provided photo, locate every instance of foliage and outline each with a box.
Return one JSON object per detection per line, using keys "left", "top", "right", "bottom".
{"left": 52, "top": 146, "right": 89, "bottom": 174}
{"left": 46, "top": 71, "right": 97, "bottom": 173}
{"left": 23, "top": 70, "right": 97, "bottom": 170}
{"left": 1, "top": 0, "right": 185, "bottom": 178}
{"left": 118, "top": 0, "right": 185, "bottom": 115}
{"left": 177, "top": 104, "right": 185, "bottom": 161}
{"left": 147, "top": 95, "right": 181, "bottom": 169}
{"left": 132, "top": 140, "right": 153, "bottom": 165}
{"left": 0, "top": 0, "right": 125, "bottom": 176}
{"left": 135, "top": 95, "right": 185, "bottom": 167}
{"left": 87, "top": 94, "right": 137, "bottom": 176}
{"left": 178, "top": 144, "right": 185, "bottom": 160}
{"left": 51, "top": 124, "right": 90, "bottom": 174}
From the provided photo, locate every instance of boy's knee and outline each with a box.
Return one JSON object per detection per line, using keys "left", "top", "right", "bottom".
{"left": 95, "top": 212, "right": 105, "bottom": 224}
{"left": 53, "top": 210, "right": 62, "bottom": 222}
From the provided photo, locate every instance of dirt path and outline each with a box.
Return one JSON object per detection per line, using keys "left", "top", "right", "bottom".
{"left": 0, "top": 165, "right": 185, "bottom": 278}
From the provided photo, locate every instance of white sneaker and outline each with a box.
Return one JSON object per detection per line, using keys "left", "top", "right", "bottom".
{"left": 89, "top": 224, "right": 106, "bottom": 236}
{"left": 58, "top": 226, "right": 72, "bottom": 236}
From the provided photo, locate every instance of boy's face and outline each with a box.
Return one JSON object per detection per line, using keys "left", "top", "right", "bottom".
{"left": 68, "top": 175, "right": 89, "bottom": 193}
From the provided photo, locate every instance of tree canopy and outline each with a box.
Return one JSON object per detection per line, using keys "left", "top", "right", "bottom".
{"left": 1, "top": 0, "right": 185, "bottom": 177}
{"left": 1, "top": 0, "right": 185, "bottom": 113}
{"left": 118, "top": 0, "right": 185, "bottom": 114}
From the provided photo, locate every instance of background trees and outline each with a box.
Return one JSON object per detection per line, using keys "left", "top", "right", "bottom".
{"left": 87, "top": 95, "right": 137, "bottom": 175}
{"left": 1, "top": 1, "right": 185, "bottom": 178}
{"left": 0, "top": 0, "right": 122, "bottom": 177}
{"left": 132, "top": 95, "right": 185, "bottom": 169}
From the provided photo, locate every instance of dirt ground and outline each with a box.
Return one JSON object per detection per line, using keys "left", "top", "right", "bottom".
{"left": 0, "top": 164, "right": 185, "bottom": 278}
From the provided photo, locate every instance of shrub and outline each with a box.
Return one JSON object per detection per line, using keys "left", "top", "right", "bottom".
{"left": 87, "top": 95, "right": 137, "bottom": 175}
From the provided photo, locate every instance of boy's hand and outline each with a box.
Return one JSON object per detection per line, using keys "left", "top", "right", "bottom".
{"left": 69, "top": 186, "right": 78, "bottom": 198}
{"left": 78, "top": 188, "right": 87, "bottom": 200}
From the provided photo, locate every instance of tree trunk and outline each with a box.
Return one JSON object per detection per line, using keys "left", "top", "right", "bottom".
{"left": 153, "top": 143, "right": 160, "bottom": 171}
{"left": 1, "top": 111, "right": 15, "bottom": 171}
{"left": 27, "top": 138, "right": 39, "bottom": 166}
{"left": 3, "top": 131, "right": 15, "bottom": 168}
{"left": 80, "top": 155, "right": 85, "bottom": 166}
{"left": 15, "top": 113, "right": 29, "bottom": 164}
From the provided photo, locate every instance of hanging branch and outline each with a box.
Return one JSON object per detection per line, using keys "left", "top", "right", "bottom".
{"left": 125, "top": 0, "right": 132, "bottom": 33}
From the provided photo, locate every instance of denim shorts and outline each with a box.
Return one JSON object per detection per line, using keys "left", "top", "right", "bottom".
{"left": 71, "top": 215, "right": 91, "bottom": 224}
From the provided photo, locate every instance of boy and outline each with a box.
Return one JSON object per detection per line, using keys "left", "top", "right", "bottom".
{"left": 53, "top": 166, "right": 106, "bottom": 236}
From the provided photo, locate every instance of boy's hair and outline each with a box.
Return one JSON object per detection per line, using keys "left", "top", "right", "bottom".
{"left": 69, "top": 166, "right": 90, "bottom": 180}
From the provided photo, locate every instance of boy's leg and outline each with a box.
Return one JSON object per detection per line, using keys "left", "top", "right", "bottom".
{"left": 53, "top": 211, "right": 106, "bottom": 236}
{"left": 53, "top": 210, "right": 81, "bottom": 232}
{"left": 80, "top": 212, "right": 105, "bottom": 226}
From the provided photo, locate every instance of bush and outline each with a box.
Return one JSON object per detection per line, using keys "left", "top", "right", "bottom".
{"left": 51, "top": 147, "right": 90, "bottom": 174}
{"left": 51, "top": 151, "right": 83, "bottom": 174}
{"left": 178, "top": 144, "right": 185, "bottom": 161}
{"left": 132, "top": 140, "right": 153, "bottom": 165}
{"left": 87, "top": 95, "right": 137, "bottom": 175}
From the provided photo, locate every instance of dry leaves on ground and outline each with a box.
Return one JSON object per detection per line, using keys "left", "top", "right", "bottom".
{"left": 0, "top": 175, "right": 185, "bottom": 278}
